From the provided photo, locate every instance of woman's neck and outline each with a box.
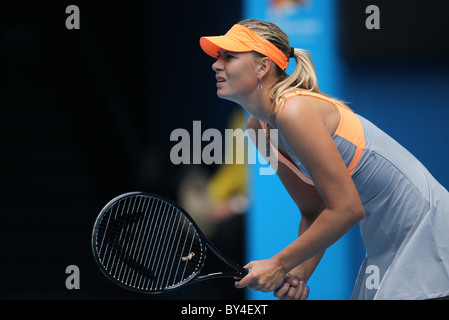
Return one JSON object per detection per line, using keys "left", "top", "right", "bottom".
{"left": 239, "top": 86, "right": 278, "bottom": 128}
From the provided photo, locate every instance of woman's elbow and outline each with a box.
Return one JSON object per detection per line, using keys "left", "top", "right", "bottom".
{"left": 347, "top": 202, "right": 365, "bottom": 223}
{"left": 333, "top": 197, "right": 365, "bottom": 224}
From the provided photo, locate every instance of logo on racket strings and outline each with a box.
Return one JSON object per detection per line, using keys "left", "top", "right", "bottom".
{"left": 182, "top": 252, "right": 195, "bottom": 262}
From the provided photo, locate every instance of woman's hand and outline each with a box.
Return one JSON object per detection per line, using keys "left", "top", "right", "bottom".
{"left": 234, "top": 258, "right": 286, "bottom": 293}
{"left": 273, "top": 272, "right": 310, "bottom": 300}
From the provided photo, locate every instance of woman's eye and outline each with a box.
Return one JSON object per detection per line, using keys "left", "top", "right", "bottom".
{"left": 217, "top": 52, "right": 235, "bottom": 60}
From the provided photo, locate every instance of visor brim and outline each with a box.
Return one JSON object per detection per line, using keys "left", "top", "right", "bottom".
{"left": 200, "top": 36, "right": 252, "bottom": 58}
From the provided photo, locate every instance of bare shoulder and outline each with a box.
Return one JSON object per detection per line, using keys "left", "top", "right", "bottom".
{"left": 276, "top": 94, "right": 339, "bottom": 136}
{"left": 276, "top": 95, "right": 319, "bottom": 129}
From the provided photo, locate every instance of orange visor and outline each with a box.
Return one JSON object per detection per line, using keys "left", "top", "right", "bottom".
{"left": 200, "top": 24, "right": 289, "bottom": 71}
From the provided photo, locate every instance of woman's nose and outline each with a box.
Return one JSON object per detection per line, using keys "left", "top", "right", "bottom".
{"left": 212, "top": 58, "right": 223, "bottom": 72}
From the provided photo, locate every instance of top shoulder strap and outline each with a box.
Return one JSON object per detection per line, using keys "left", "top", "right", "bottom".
{"left": 258, "top": 119, "right": 315, "bottom": 186}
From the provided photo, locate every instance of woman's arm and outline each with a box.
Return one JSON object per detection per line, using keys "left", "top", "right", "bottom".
{"left": 273, "top": 213, "right": 324, "bottom": 300}
{"left": 295, "top": 213, "right": 324, "bottom": 281}
{"left": 272, "top": 96, "right": 364, "bottom": 271}
{"left": 238, "top": 99, "right": 364, "bottom": 292}
{"left": 244, "top": 115, "right": 325, "bottom": 297}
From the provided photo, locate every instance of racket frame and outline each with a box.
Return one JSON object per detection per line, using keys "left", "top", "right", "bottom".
{"left": 92, "top": 191, "right": 248, "bottom": 294}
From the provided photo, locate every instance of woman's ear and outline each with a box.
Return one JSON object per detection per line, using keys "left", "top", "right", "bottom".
{"left": 256, "top": 56, "right": 274, "bottom": 80}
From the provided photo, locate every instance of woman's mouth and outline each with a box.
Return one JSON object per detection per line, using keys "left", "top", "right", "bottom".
{"left": 216, "top": 77, "right": 226, "bottom": 86}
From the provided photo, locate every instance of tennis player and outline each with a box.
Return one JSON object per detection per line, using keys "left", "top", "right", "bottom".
{"left": 199, "top": 20, "right": 449, "bottom": 300}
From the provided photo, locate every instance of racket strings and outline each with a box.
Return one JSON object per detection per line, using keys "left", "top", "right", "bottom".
{"left": 94, "top": 195, "right": 204, "bottom": 292}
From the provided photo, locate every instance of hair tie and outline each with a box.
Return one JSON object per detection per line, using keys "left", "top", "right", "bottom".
{"left": 289, "top": 47, "right": 295, "bottom": 58}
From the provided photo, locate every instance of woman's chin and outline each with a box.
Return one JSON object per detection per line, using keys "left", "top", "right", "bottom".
{"left": 217, "top": 89, "right": 230, "bottom": 100}
{"left": 216, "top": 89, "right": 241, "bottom": 105}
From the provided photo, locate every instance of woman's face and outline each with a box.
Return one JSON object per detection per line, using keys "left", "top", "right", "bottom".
{"left": 212, "top": 49, "right": 259, "bottom": 104}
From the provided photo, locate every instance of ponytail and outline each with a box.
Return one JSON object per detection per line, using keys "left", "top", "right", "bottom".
{"left": 271, "top": 48, "right": 321, "bottom": 114}
{"left": 237, "top": 19, "right": 346, "bottom": 114}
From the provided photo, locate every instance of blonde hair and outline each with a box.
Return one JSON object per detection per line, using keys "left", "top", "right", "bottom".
{"left": 237, "top": 19, "right": 345, "bottom": 114}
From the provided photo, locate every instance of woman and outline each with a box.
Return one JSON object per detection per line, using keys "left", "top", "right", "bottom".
{"left": 199, "top": 19, "right": 449, "bottom": 300}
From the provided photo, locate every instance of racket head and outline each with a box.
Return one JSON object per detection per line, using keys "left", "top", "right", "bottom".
{"left": 92, "top": 192, "right": 206, "bottom": 294}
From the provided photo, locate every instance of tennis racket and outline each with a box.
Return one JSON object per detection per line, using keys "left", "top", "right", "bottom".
{"left": 91, "top": 191, "right": 250, "bottom": 294}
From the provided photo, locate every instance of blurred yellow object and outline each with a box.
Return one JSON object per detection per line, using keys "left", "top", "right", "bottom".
{"left": 207, "top": 109, "right": 248, "bottom": 212}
